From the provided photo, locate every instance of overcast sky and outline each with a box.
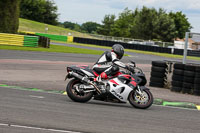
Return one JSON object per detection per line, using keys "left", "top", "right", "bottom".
{"left": 54, "top": 0, "right": 200, "bottom": 33}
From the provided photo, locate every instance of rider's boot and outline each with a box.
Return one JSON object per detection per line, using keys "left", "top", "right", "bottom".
{"left": 94, "top": 75, "right": 107, "bottom": 93}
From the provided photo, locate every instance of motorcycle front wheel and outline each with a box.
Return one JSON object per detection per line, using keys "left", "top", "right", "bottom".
{"left": 128, "top": 88, "right": 153, "bottom": 109}
{"left": 66, "top": 79, "right": 93, "bottom": 103}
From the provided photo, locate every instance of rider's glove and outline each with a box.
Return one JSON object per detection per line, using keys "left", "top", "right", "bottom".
{"left": 126, "top": 65, "right": 130, "bottom": 70}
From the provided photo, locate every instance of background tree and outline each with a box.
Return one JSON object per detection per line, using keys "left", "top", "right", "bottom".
{"left": 62, "top": 21, "right": 81, "bottom": 32}
{"left": 0, "top": 0, "right": 21, "bottom": 33}
{"left": 98, "top": 7, "right": 190, "bottom": 42}
{"left": 20, "top": 0, "right": 59, "bottom": 25}
{"left": 63, "top": 21, "right": 77, "bottom": 30}
{"left": 169, "top": 11, "right": 192, "bottom": 39}
{"left": 153, "top": 9, "right": 176, "bottom": 42}
{"left": 81, "top": 22, "right": 101, "bottom": 33}
{"left": 111, "top": 8, "right": 135, "bottom": 37}
{"left": 97, "top": 14, "right": 116, "bottom": 35}
{"left": 131, "top": 7, "right": 159, "bottom": 40}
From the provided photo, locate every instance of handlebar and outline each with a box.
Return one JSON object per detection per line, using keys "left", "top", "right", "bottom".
{"left": 126, "top": 63, "right": 143, "bottom": 74}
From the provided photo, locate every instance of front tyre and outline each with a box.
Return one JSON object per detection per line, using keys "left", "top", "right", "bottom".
{"left": 66, "top": 79, "right": 93, "bottom": 103}
{"left": 128, "top": 88, "right": 153, "bottom": 109}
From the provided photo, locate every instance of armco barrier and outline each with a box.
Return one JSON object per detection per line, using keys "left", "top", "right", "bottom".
{"left": 24, "top": 36, "right": 39, "bottom": 47}
{"left": 0, "top": 33, "right": 24, "bottom": 46}
{"left": 67, "top": 36, "right": 74, "bottom": 42}
{"left": 35, "top": 33, "right": 67, "bottom": 42}
{"left": 0, "top": 33, "right": 39, "bottom": 47}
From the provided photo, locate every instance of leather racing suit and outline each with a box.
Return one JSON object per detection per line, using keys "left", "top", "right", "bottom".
{"left": 92, "top": 51, "right": 126, "bottom": 81}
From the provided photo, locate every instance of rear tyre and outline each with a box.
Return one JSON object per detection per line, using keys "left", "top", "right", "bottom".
{"left": 66, "top": 79, "right": 93, "bottom": 103}
{"left": 128, "top": 88, "right": 153, "bottom": 109}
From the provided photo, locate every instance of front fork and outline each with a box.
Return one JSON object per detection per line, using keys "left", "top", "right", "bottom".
{"left": 136, "top": 86, "right": 143, "bottom": 96}
{"left": 135, "top": 86, "right": 148, "bottom": 96}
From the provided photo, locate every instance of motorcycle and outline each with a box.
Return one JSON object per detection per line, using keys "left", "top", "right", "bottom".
{"left": 65, "top": 61, "right": 153, "bottom": 109}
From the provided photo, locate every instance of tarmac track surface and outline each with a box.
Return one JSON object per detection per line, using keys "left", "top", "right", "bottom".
{"left": 0, "top": 87, "right": 200, "bottom": 133}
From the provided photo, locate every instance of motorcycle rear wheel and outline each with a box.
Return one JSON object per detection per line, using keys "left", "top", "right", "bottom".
{"left": 128, "top": 88, "right": 153, "bottom": 109}
{"left": 66, "top": 79, "right": 93, "bottom": 103}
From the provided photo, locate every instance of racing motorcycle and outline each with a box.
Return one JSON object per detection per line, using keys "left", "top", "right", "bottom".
{"left": 65, "top": 61, "right": 153, "bottom": 109}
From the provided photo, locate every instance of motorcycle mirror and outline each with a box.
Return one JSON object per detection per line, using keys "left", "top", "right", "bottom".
{"left": 130, "top": 61, "right": 136, "bottom": 67}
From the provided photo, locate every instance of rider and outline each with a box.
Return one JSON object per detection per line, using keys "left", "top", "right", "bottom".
{"left": 93, "top": 44, "right": 127, "bottom": 82}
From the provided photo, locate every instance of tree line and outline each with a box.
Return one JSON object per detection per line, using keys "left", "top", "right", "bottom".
{"left": 0, "top": 1, "right": 192, "bottom": 42}
{"left": 97, "top": 7, "right": 192, "bottom": 42}
{"left": 58, "top": 21, "right": 101, "bottom": 34}
{"left": 60, "top": 7, "right": 192, "bottom": 42}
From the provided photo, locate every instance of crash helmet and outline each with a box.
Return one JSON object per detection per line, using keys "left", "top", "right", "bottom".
{"left": 112, "top": 44, "right": 124, "bottom": 59}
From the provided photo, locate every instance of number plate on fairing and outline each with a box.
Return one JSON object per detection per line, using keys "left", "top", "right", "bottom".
{"left": 108, "top": 78, "right": 133, "bottom": 102}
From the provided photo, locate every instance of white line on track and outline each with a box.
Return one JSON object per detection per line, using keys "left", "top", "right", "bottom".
{"left": 0, "top": 123, "right": 82, "bottom": 133}
{"left": 29, "top": 95, "right": 45, "bottom": 99}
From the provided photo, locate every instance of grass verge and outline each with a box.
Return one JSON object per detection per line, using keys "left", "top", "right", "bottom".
{"left": 19, "top": 18, "right": 92, "bottom": 38}
{"left": 0, "top": 44, "right": 104, "bottom": 55}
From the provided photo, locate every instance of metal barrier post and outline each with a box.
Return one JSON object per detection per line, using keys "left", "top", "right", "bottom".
{"left": 183, "top": 32, "right": 189, "bottom": 64}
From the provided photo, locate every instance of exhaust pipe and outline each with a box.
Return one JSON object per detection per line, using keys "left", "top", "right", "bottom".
{"left": 69, "top": 72, "right": 101, "bottom": 94}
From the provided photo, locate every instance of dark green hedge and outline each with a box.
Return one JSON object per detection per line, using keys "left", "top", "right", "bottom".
{"left": 0, "top": 0, "right": 20, "bottom": 33}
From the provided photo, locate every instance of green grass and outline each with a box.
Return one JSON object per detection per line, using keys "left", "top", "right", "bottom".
{"left": 55, "top": 41, "right": 200, "bottom": 61}
{"left": 0, "top": 44, "right": 104, "bottom": 55}
{"left": 19, "top": 18, "right": 92, "bottom": 38}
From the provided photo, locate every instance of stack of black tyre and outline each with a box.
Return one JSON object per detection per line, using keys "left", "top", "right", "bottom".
{"left": 194, "top": 66, "right": 200, "bottom": 96}
{"left": 149, "top": 61, "right": 167, "bottom": 88}
{"left": 182, "top": 64, "right": 196, "bottom": 94}
{"left": 171, "top": 62, "right": 185, "bottom": 92}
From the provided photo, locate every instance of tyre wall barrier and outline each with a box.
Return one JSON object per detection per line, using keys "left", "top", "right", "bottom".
{"left": 38, "top": 36, "right": 50, "bottom": 48}
{"left": 73, "top": 37, "right": 172, "bottom": 54}
{"left": 149, "top": 61, "right": 168, "bottom": 88}
{"left": 74, "top": 37, "right": 200, "bottom": 57}
{"left": 171, "top": 62, "right": 185, "bottom": 92}
{"left": 173, "top": 49, "right": 200, "bottom": 57}
{"left": 182, "top": 64, "right": 196, "bottom": 94}
{"left": 173, "top": 49, "right": 184, "bottom": 55}
{"left": 151, "top": 61, "right": 200, "bottom": 96}
{"left": 194, "top": 66, "right": 200, "bottom": 96}
{"left": 187, "top": 50, "right": 200, "bottom": 57}
{"left": 0, "top": 33, "right": 39, "bottom": 47}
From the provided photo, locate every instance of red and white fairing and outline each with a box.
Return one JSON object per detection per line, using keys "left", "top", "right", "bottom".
{"left": 108, "top": 76, "right": 135, "bottom": 103}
